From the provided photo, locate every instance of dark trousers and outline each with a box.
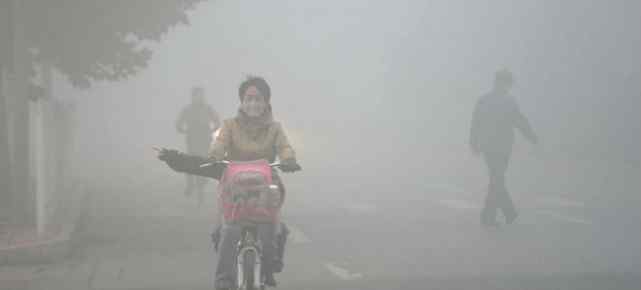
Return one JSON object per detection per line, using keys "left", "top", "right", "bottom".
{"left": 481, "top": 150, "right": 517, "bottom": 224}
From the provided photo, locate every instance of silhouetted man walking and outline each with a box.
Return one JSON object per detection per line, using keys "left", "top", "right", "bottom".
{"left": 470, "top": 69, "right": 538, "bottom": 227}
{"left": 176, "top": 87, "right": 220, "bottom": 202}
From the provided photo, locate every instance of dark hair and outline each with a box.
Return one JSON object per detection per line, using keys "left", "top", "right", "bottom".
{"left": 238, "top": 76, "right": 271, "bottom": 103}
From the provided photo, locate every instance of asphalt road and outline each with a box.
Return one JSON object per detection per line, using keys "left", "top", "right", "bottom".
{"left": 5, "top": 173, "right": 638, "bottom": 290}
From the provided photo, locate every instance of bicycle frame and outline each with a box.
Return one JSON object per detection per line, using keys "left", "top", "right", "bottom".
{"left": 203, "top": 160, "right": 281, "bottom": 290}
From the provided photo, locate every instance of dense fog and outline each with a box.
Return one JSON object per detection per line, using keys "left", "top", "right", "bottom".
{"left": 2, "top": 1, "right": 639, "bottom": 289}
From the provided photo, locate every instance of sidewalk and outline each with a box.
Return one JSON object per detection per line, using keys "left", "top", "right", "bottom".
{"left": 0, "top": 182, "right": 89, "bottom": 266}
{"left": 15, "top": 185, "right": 221, "bottom": 290}
{"left": 0, "top": 223, "right": 73, "bottom": 265}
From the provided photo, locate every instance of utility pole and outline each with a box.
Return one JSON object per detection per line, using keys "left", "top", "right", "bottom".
{"left": 7, "top": 0, "right": 37, "bottom": 227}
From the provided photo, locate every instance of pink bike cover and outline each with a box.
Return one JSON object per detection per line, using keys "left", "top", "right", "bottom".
{"left": 218, "top": 160, "right": 280, "bottom": 224}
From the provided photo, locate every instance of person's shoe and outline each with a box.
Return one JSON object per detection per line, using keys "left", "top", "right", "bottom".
{"left": 505, "top": 212, "right": 519, "bottom": 225}
{"left": 264, "top": 272, "right": 277, "bottom": 287}
{"left": 480, "top": 212, "right": 500, "bottom": 227}
{"left": 272, "top": 258, "right": 284, "bottom": 273}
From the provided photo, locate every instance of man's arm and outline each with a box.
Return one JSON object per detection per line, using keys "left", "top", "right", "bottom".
{"left": 511, "top": 99, "right": 538, "bottom": 144}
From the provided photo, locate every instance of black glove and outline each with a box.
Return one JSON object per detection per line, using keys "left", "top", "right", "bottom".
{"left": 279, "top": 159, "right": 302, "bottom": 173}
{"left": 157, "top": 148, "right": 186, "bottom": 173}
{"left": 157, "top": 148, "right": 180, "bottom": 162}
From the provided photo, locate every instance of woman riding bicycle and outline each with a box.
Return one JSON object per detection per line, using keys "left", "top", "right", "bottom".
{"left": 158, "top": 76, "right": 301, "bottom": 289}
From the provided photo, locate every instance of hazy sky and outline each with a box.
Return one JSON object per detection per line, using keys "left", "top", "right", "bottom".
{"left": 54, "top": 0, "right": 640, "bottom": 197}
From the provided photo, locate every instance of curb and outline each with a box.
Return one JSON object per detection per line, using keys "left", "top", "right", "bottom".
{"left": 0, "top": 223, "right": 74, "bottom": 265}
{"left": 0, "top": 182, "right": 89, "bottom": 265}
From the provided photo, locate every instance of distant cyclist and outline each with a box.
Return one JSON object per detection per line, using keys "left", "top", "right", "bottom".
{"left": 175, "top": 86, "right": 220, "bottom": 202}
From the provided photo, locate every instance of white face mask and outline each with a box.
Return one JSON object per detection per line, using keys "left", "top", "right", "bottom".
{"left": 242, "top": 99, "right": 266, "bottom": 117}
{"left": 241, "top": 86, "right": 267, "bottom": 117}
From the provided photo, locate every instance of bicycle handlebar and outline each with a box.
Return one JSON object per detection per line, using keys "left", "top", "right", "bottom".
{"left": 199, "top": 160, "right": 281, "bottom": 168}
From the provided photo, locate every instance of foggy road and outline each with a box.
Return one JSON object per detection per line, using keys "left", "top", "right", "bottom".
{"left": 11, "top": 174, "right": 639, "bottom": 290}
{"left": 2, "top": 2, "right": 640, "bottom": 290}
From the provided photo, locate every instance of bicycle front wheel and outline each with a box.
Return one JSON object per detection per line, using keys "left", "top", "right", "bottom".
{"left": 242, "top": 250, "right": 263, "bottom": 290}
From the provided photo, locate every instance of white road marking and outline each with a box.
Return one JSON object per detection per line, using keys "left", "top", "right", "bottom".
{"left": 535, "top": 210, "right": 592, "bottom": 225}
{"left": 288, "top": 225, "right": 311, "bottom": 244}
{"left": 538, "top": 196, "right": 585, "bottom": 207}
{"left": 436, "top": 199, "right": 480, "bottom": 210}
{"left": 324, "top": 262, "right": 363, "bottom": 280}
